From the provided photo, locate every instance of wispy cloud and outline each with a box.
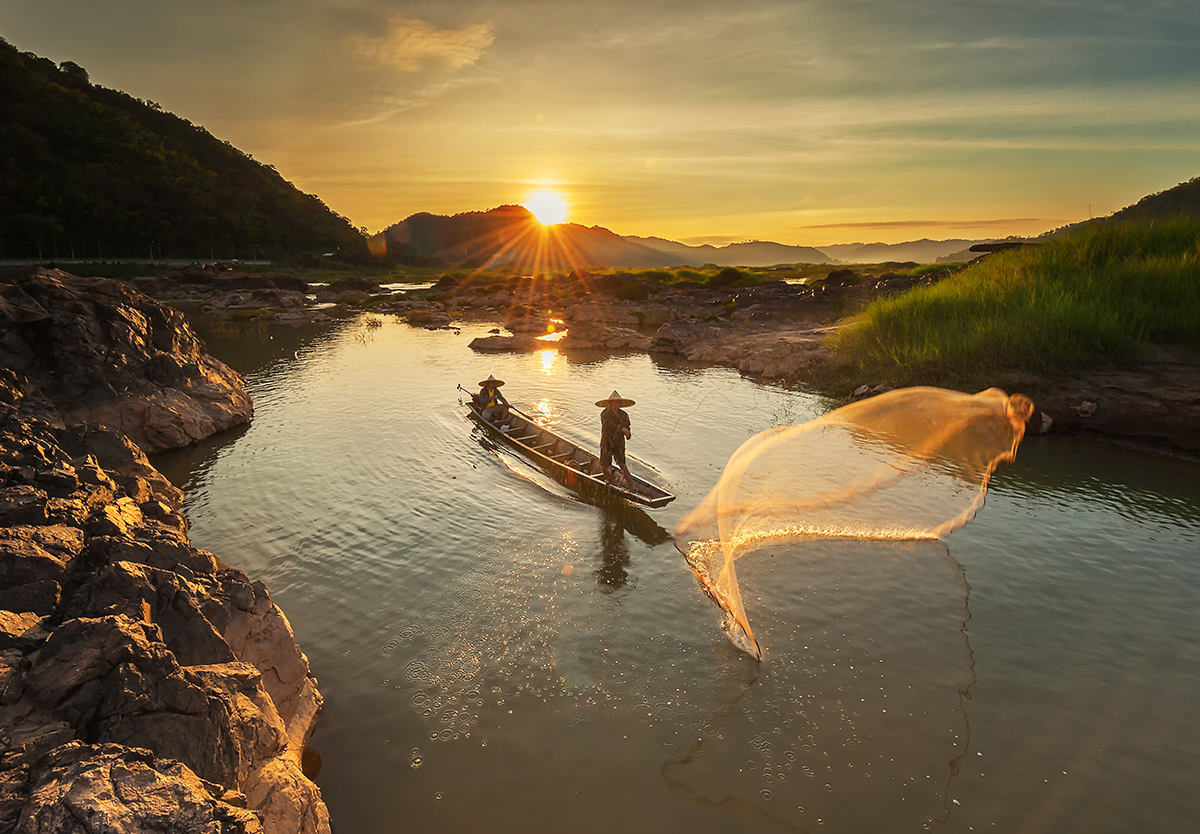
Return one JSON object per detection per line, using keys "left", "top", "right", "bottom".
{"left": 349, "top": 15, "right": 494, "bottom": 73}
{"left": 326, "top": 74, "right": 495, "bottom": 129}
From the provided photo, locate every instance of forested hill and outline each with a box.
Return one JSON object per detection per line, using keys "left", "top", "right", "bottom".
{"left": 0, "top": 38, "right": 367, "bottom": 261}
{"left": 1042, "top": 175, "right": 1200, "bottom": 238}
{"left": 1108, "top": 177, "right": 1200, "bottom": 223}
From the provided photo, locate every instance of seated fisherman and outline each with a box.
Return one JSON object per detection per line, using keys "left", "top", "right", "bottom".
{"left": 476, "top": 374, "right": 510, "bottom": 422}
{"left": 596, "top": 390, "right": 636, "bottom": 488}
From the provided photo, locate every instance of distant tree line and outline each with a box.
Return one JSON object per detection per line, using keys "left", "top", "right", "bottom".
{"left": 0, "top": 38, "right": 369, "bottom": 262}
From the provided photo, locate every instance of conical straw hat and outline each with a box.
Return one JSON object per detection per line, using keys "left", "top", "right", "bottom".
{"left": 478, "top": 374, "right": 505, "bottom": 387}
{"left": 595, "top": 390, "right": 635, "bottom": 407}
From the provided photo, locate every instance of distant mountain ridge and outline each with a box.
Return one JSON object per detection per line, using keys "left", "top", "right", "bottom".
{"left": 817, "top": 238, "right": 1005, "bottom": 264}
{"left": 624, "top": 236, "right": 835, "bottom": 266}
{"left": 374, "top": 206, "right": 682, "bottom": 269}
{"left": 373, "top": 204, "right": 1019, "bottom": 268}
{"left": 0, "top": 38, "right": 366, "bottom": 261}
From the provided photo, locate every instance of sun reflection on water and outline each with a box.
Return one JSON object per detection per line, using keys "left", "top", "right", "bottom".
{"left": 539, "top": 349, "right": 558, "bottom": 374}
{"left": 532, "top": 398, "right": 560, "bottom": 427}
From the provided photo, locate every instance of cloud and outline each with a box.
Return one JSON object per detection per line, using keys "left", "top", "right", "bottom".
{"left": 327, "top": 74, "right": 495, "bottom": 129}
{"left": 349, "top": 15, "right": 494, "bottom": 73}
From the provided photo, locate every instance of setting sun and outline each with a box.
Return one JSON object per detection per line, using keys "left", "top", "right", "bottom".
{"left": 523, "top": 189, "right": 568, "bottom": 225}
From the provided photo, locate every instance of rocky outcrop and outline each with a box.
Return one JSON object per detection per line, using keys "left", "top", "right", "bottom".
{"left": 1006, "top": 357, "right": 1200, "bottom": 452}
{"left": 504, "top": 315, "right": 553, "bottom": 335}
{"left": 133, "top": 266, "right": 311, "bottom": 298}
{"left": 468, "top": 333, "right": 544, "bottom": 352}
{"left": 560, "top": 320, "right": 651, "bottom": 352}
{"left": 649, "top": 319, "right": 836, "bottom": 380}
{"left": 0, "top": 269, "right": 253, "bottom": 454}
{"left": 5, "top": 742, "right": 264, "bottom": 833}
{"left": 0, "top": 377, "right": 328, "bottom": 832}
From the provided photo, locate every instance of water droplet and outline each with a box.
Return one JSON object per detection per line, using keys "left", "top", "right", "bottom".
{"left": 824, "top": 783, "right": 833, "bottom": 791}
{"left": 435, "top": 792, "right": 443, "bottom": 800}
{"left": 796, "top": 805, "right": 806, "bottom": 815}
{"left": 760, "top": 789, "right": 773, "bottom": 801}
{"left": 411, "top": 757, "right": 422, "bottom": 769}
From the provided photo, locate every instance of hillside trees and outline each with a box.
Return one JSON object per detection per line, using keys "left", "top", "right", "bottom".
{"left": 0, "top": 38, "right": 367, "bottom": 261}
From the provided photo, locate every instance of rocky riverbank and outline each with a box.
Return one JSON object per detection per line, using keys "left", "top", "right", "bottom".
{"left": 454, "top": 271, "right": 1200, "bottom": 456}
{"left": 0, "top": 270, "right": 328, "bottom": 832}
{"left": 47, "top": 261, "right": 1200, "bottom": 456}
{"left": 0, "top": 270, "right": 253, "bottom": 454}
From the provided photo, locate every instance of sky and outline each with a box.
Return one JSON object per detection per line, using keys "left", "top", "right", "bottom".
{"left": 4, "top": 0, "right": 1200, "bottom": 245}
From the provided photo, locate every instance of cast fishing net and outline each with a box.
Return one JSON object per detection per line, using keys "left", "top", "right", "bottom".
{"left": 674, "top": 386, "right": 1034, "bottom": 659}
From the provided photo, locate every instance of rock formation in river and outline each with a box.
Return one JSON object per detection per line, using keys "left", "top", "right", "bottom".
{"left": 0, "top": 271, "right": 329, "bottom": 832}
{"left": 0, "top": 399, "right": 328, "bottom": 832}
{"left": 0, "top": 269, "right": 253, "bottom": 454}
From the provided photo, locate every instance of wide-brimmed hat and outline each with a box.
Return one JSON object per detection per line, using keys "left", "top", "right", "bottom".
{"left": 479, "top": 374, "right": 505, "bottom": 387}
{"left": 595, "top": 390, "right": 635, "bottom": 408}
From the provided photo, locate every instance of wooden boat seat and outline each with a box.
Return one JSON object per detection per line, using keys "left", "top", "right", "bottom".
{"left": 514, "top": 435, "right": 538, "bottom": 442}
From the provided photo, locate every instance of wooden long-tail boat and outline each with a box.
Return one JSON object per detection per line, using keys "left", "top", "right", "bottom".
{"left": 464, "top": 394, "right": 676, "bottom": 509}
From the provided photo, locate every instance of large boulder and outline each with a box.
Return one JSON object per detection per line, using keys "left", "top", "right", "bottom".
{"left": 650, "top": 319, "right": 728, "bottom": 355}
{"left": 504, "top": 315, "right": 552, "bottom": 335}
{"left": 7, "top": 742, "right": 263, "bottom": 833}
{"left": 25, "top": 615, "right": 287, "bottom": 790}
{"left": 468, "top": 334, "right": 543, "bottom": 352}
{"left": 563, "top": 302, "right": 640, "bottom": 327}
{"left": 0, "top": 403, "right": 330, "bottom": 832}
{"left": 561, "top": 321, "right": 651, "bottom": 351}
{"left": 0, "top": 270, "right": 252, "bottom": 454}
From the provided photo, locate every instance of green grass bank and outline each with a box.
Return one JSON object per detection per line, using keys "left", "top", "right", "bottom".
{"left": 832, "top": 218, "right": 1200, "bottom": 389}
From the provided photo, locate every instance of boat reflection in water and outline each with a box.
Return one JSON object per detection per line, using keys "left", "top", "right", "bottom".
{"left": 467, "top": 416, "right": 671, "bottom": 596}
{"left": 595, "top": 501, "right": 672, "bottom": 592}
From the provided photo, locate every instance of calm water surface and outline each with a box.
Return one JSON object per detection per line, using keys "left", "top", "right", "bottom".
{"left": 154, "top": 315, "right": 1200, "bottom": 833}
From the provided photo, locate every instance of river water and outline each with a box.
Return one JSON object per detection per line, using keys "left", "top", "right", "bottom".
{"left": 153, "top": 314, "right": 1200, "bottom": 834}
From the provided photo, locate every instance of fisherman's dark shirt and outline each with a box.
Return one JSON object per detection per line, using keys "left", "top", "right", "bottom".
{"left": 600, "top": 408, "right": 630, "bottom": 453}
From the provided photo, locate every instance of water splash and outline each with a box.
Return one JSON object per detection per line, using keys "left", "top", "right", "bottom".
{"left": 674, "top": 387, "right": 1034, "bottom": 659}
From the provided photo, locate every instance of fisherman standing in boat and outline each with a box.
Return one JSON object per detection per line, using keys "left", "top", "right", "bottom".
{"left": 597, "top": 390, "right": 636, "bottom": 489}
{"left": 477, "top": 375, "right": 511, "bottom": 422}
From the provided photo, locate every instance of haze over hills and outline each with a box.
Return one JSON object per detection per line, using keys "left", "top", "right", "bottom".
{"left": 818, "top": 239, "right": 1006, "bottom": 265}
{"left": 0, "top": 39, "right": 366, "bottom": 261}
{"left": 624, "top": 236, "right": 835, "bottom": 266}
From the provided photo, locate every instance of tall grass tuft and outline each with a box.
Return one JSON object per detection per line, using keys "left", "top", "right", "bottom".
{"left": 832, "top": 218, "right": 1200, "bottom": 387}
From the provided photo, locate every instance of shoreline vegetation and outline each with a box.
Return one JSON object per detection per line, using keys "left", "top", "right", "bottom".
{"left": 833, "top": 218, "right": 1200, "bottom": 389}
